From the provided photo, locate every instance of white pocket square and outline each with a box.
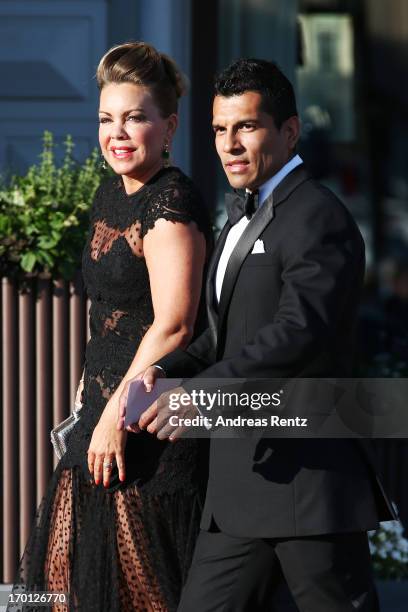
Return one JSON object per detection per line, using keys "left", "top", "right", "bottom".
{"left": 251, "top": 239, "right": 265, "bottom": 254}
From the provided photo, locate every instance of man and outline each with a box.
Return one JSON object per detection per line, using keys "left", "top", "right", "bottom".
{"left": 119, "top": 59, "right": 395, "bottom": 611}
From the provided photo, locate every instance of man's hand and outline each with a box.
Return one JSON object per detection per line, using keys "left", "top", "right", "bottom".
{"left": 117, "top": 365, "right": 165, "bottom": 432}
{"left": 139, "top": 386, "right": 199, "bottom": 441}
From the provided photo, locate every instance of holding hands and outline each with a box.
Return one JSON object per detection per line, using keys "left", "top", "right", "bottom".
{"left": 117, "top": 366, "right": 165, "bottom": 432}
{"left": 88, "top": 365, "right": 199, "bottom": 489}
{"left": 87, "top": 366, "right": 198, "bottom": 488}
{"left": 117, "top": 366, "right": 198, "bottom": 441}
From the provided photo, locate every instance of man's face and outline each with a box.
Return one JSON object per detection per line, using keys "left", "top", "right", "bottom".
{"left": 212, "top": 91, "right": 299, "bottom": 191}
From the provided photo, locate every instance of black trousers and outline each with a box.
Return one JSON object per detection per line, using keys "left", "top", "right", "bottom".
{"left": 177, "top": 527, "right": 379, "bottom": 612}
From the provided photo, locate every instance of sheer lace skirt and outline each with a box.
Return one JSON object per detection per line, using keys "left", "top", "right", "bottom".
{"left": 10, "top": 459, "right": 202, "bottom": 612}
{"left": 9, "top": 339, "right": 204, "bottom": 611}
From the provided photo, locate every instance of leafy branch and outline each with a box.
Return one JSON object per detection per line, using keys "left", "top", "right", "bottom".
{"left": 0, "top": 131, "right": 106, "bottom": 279}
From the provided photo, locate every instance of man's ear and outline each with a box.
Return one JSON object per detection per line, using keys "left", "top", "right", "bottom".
{"left": 283, "top": 116, "right": 301, "bottom": 150}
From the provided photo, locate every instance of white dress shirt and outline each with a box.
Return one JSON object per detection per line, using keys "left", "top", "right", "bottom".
{"left": 215, "top": 155, "right": 303, "bottom": 302}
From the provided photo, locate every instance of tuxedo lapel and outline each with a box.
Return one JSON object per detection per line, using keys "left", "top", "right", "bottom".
{"left": 217, "top": 164, "right": 311, "bottom": 341}
{"left": 272, "top": 164, "right": 310, "bottom": 208}
{"left": 217, "top": 198, "right": 274, "bottom": 338}
{"left": 206, "top": 220, "right": 231, "bottom": 346}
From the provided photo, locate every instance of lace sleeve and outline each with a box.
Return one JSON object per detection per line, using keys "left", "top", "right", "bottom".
{"left": 140, "top": 175, "right": 210, "bottom": 239}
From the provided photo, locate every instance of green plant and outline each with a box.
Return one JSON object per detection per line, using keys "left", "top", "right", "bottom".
{"left": 0, "top": 131, "right": 105, "bottom": 279}
{"left": 369, "top": 519, "right": 408, "bottom": 580}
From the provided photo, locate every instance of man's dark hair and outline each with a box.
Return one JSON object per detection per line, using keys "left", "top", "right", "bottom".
{"left": 214, "top": 58, "right": 298, "bottom": 129}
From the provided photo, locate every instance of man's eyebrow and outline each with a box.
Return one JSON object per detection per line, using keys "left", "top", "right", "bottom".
{"left": 236, "top": 118, "right": 258, "bottom": 123}
{"left": 212, "top": 117, "right": 258, "bottom": 126}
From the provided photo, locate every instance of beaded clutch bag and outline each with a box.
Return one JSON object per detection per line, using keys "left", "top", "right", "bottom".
{"left": 50, "top": 406, "right": 81, "bottom": 459}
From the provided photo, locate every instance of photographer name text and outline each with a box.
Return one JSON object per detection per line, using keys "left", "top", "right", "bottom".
{"left": 167, "top": 414, "right": 309, "bottom": 428}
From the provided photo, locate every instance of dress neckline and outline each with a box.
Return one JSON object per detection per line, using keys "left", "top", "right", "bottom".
{"left": 118, "top": 166, "right": 178, "bottom": 199}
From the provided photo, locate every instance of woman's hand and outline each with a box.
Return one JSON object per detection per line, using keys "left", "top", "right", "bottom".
{"left": 87, "top": 397, "right": 127, "bottom": 487}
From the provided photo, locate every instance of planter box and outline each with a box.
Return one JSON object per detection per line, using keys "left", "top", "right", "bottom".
{"left": 377, "top": 580, "right": 408, "bottom": 612}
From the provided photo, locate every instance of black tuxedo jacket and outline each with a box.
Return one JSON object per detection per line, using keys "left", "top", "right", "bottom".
{"left": 157, "top": 164, "right": 395, "bottom": 538}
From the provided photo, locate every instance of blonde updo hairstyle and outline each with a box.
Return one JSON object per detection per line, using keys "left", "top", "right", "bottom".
{"left": 96, "top": 41, "right": 187, "bottom": 117}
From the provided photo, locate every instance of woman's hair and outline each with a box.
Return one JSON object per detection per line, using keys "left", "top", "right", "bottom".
{"left": 96, "top": 41, "right": 187, "bottom": 117}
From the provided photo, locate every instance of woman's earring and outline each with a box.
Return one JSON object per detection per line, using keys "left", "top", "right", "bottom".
{"left": 162, "top": 142, "right": 171, "bottom": 167}
{"left": 100, "top": 155, "right": 108, "bottom": 170}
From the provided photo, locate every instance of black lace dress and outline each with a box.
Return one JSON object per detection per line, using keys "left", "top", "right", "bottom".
{"left": 11, "top": 167, "right": 212, "bottom": 612}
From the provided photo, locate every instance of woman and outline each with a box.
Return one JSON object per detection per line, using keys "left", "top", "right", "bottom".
{"left": 12, "top": 42, "right": 211, "bottom": 612}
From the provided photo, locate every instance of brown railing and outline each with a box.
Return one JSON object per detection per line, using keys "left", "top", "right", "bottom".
{"left": 1, "top": 275, "right": 89, "bottom": 583}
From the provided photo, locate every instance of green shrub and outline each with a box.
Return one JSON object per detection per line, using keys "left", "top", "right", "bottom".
{"left": 0, "top": 131, "right": 105, "bottom": 279}
{"left": 369, "top": 519, "right": 408, "bottom": 580}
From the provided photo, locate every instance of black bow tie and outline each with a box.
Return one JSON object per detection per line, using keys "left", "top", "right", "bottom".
{"left": 225, "top": 190, "right": 259, "bottom": 225}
